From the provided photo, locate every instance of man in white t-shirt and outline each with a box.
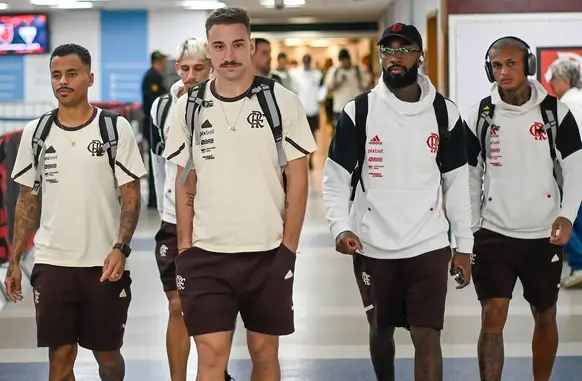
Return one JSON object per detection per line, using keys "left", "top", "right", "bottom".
{"left": 324, "top": 49, "right": 366, "bottom": 127}
{"left": 163, "top": 6, "right": 316, "bottom": 380}
{"left": 4, "top": 43, "right": 147, "bottom": 380}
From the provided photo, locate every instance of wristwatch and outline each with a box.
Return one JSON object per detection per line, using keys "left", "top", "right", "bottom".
{"left": 113, "top": 243, "right": 131, "bottom": 258}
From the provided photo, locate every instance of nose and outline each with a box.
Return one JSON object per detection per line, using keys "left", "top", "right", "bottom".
{"left": 223, "top": 46, "right": 236, "bottom": 61}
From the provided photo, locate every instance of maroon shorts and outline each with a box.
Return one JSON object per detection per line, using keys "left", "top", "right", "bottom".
{"left": 353, "top": 247, "right": 451, "bottom": 331}
{"left": 154, "top": 221, "right": 179, "bottom": 292}
{"left": 30, "top": 264, "right": 132, "bottom": 351}
{"left": 472, "top": 228, "right": 563, "bottom": 310}
{"left": 175, "top": 244, "right": 296, "bottom": 337}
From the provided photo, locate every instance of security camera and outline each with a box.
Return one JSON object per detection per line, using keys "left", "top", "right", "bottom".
{"left": 274, "top": 0, "right": 285, "bottom": 9}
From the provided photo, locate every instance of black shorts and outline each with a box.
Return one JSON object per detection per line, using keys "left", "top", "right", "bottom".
{"left": 307, "top": 115, "right": 320, "bottom": 133}
{"left": 353, "top": 247, "right": 451, "bottom": 331}
{"left": 176, "top": 244, "right": 296, "bottom": 337}
{"left": 31, "top": 265, "right": 131, "bottom": 351}
{"left": 472, "top": 228, "right": 563, "bottom": 310}
{"left": 154, "top": 221, "right": 179, "bottom": 292}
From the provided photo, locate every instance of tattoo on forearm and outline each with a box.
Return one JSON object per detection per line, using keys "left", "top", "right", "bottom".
{"left": 118, "top": 180, "right": 141, "bottom": 244}
{"left": 186, "top": 192, "right": 194, "bottom": 207}
{"left": 11, "top": 185, "right": 40, "bottom": 270}
{"left": 478, "top": 332, "right": 504, "bottom": 381}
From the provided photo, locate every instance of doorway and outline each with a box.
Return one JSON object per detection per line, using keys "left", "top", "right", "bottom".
{"left": 426, "top": 13, "right": 439, "bottom": 89}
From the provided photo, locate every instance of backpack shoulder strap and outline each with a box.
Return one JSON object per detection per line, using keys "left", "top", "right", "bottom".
{"left": 476, "top": 96, "right": 495, "bottom": 162}
{"left": 539, "top": 94, "right": 561, "bottom": 185}
{"left": 179, "top": 79, "right": 209, "bottom": 184}
{"left": 350, "top": 91, "right": 370, "bottom": 201}
{"left": 98, "top": 109, "right": 120, "bottom": 174}
{"left": 31, "top": 108, "right": 58, "bottom": 195}
{"left": 251, "top": 75, "right": 287, "bottom": 168}
{"left": 540, "top": 94, "right": 558, "bottom": 161}
{"left": 156, "top": 93, "right": 172, "bottom": 131}
{"left": 432, "top": 93, "right": 449, "bottom": 171}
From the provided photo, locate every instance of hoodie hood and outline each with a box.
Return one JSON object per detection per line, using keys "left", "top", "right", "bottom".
{"left": 375, "top": 73, "right": 436, "bottom": 116}
{"left": 490, "top": 79, "right": 548, "bottom": 115}
{"left": 170, "top": 79, "right": 184, "bottom": 102}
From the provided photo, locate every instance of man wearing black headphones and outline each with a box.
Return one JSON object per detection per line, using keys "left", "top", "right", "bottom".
{"left": 465, "top": 36, "right": 582, "bottom": 381}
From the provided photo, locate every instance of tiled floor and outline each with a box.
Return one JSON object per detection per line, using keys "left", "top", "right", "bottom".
{"left": 1, "top": 135, "right": 582, "bottom": 380}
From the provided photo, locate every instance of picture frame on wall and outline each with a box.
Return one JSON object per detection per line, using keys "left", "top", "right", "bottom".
{"left": 536, "top": 46, "right": 582, "bottom": 96}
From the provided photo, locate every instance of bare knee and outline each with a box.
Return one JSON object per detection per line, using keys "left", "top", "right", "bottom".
{"left": 93, "top": 350, "right": 125, "bottom": 381}
{"left": 481, "top": 299, "right": 510, "bottom": 333}
{"left": 409, "top": 327, "right": 441, "bottom": 351}
{"left": 247, "top": 331, "right": 279, "bottom": 368}
{"left": 49, "top": 344, "right": 77, "bottom": 373}
{"left": 532, "top": 304, "right": 557, "bottom": 329}
{"left": 167, "top": 291, "right": 183, "bottom": 319}
{"left": 195, "top": 332, "right": 232, "bottom": 370}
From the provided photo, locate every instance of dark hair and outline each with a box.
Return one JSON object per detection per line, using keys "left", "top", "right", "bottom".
{"left": 487, "top": 37, "right": 528, "bottom": 58}
{"left": 50, "top": 43, "right": 92, "bottom": 70}
{"left": 255, "top": 37, "right": 270, "bottom": 47}
{"left": 205, "top": 6, "right": 251, "bottom": 36}
{"left": 277, "top": 52, "right": 287, "bottom": 60}
{"left": 338, "top": 48, "right": 350, "bottom": 60}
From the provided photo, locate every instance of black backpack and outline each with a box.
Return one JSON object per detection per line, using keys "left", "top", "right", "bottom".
{"left": 151, "top": 93, "right": 172, "bottom": 156}
{"left": 349, "top": 91, "right": 450, "bottom": 201}
{"left": 179, "top": 76, "right": 287, "bottom": 185}
{"left": 31, "top": 108, "right": 119, "bottom": 195}
{"left": 475, "top": 94, "right": 562, "bottom": 185}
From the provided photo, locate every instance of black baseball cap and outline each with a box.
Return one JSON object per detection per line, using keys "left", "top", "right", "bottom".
{"left": 151, "top": 50, "right": 167, "bottom": 62}
{"left": 378, "top": 23, "right": 423, "bottom": 50}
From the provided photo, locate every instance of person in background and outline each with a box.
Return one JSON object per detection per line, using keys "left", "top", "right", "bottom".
{"left": 142, "top": 50, "right": 168, "bottom": 209}
{"left": 324, "top": 49, "right": 366, "bottom": 128}
{"left": 5, "top": 43, "right": 146, "bottom": 381}
{"left": 322, "top": 23, "right": 473, "bottom": 380}
{"left": 150, "top": 38, "right": 234, "bottom": 381}
{"left": 321, "top": 57, "right": 335, "bottom": 129}
{"left": 163, "top": 6, "right": 316, "bottom": 380}
{"left": 294, "top": 54, "right": 323, "bottom": 169}
{"left": 548, "top": 59, "right": 582, "bottom": 288}
{"left": 273, "top": 52, "right": 297, "bottom": 92}
{"left": 251, "top": 37, "right": 282, "bottom": 84}
{"left": 466, "top": 37, "right": 582, "bottom": 381}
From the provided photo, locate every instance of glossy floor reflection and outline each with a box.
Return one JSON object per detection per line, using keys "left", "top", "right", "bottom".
{"left": 1, "top": 159, "right": 582, "bottom": 380}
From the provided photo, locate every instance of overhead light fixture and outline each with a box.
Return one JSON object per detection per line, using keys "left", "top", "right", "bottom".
{"left": 260, "top": 0, "right": 305, "bottom": 8}
{"left": 180, "top": 0, "right": 226, "bottom": 9}
{"left": 51, "top": 1, "right": 94, "bottom": 8}
{"left": 310, "top": 39, "right": 328, "bottom": 47}
{"left": 284, "top": 38, "right": 302, "bottom": 47}
{"left": 0, "top": 2, "right": 8, "bottom": 9}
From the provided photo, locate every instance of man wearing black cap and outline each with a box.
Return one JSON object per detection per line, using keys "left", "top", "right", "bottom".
{"left": 141, "top": 50, "right": 168, "bottom": 208}
{"left": 322, "top": 23, "right": 474, "bottom": 381}
{"left": 323, "top": 48, "right": 366, "bottom": 128}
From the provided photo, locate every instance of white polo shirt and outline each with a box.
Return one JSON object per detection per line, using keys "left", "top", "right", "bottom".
{"left": 163, "top": 78, "right": 317, "bottom": 253}
{"left": 11, "top": 108, "right": 147, "bottom": 268}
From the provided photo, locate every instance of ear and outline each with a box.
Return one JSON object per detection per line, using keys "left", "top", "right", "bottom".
{"left": 250, "top": 38, "right": 256, "bottom": 55}
{"left": 418, "top": 52, "right": 425, "bottom": 66}
{"left": 88, "top": 72, "right": 94, "bottom": 87}
{"left": 175, "top": 61, "right": 181, "bottom": 75}
{"left": 204, "top": 42, "right": 210, "bottom": 57}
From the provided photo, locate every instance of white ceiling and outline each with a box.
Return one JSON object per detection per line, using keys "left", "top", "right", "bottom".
{"left": 3, "top": 0, "right": 390, "bottom": 21}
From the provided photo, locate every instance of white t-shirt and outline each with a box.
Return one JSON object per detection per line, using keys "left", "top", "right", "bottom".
{"left": 11, "top": 108, "right": 147, "bottom": 268}
{"left": 163, "top": 78, "right": 317, "bottom": 253}
{"left": 293, "top": 68, "right": 323, "bottom": 117}
{"left": 325, "top": 66, "right": 365, "bottom": 113}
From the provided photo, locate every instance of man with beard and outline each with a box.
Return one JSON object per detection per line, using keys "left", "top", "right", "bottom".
{"left": 322, "top": 23, "right": 474, "bottom": 381}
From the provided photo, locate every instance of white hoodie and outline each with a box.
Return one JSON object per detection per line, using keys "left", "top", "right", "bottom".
{"left": 322, "top": 74, "right": 474, "bottom": 259}
{"left": 150, "top": 80, "right": 183, "bottom": 224}
{"left": 465, "top": 79, "right": 582, "bottom": 238}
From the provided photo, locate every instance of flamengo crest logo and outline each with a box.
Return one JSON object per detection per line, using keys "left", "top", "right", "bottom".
{"left": 426, "top": 132, "right": 439, "bottom": 153}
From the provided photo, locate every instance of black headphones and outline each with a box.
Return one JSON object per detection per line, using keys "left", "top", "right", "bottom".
{"left": 484, "top": 36, "right": 536, "bottom": 83}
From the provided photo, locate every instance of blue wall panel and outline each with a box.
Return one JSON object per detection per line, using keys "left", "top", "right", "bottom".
{"left": 100, "top": 10, "right": 148, "bottom": 102}
{"left": 0, "top": 56, "right": 24, "bottom": 102}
